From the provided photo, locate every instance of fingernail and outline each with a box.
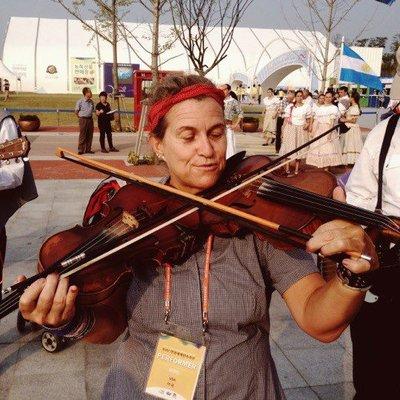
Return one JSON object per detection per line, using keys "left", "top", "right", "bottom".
{"left": 342, "top": 260, "right": 350, "bottom": 267}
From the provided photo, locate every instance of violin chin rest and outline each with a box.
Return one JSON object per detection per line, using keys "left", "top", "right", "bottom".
{"left": 226, "top": 151, "right": 247, "bottom": 168}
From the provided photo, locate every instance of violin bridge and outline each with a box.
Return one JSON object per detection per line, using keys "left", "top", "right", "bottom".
{"left": 122, "top": 211, "right": 139, "bottom": 229}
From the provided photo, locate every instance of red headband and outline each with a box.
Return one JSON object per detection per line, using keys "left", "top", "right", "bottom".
{"left": 147, "top": 83, "right": 225, "bottom": 133}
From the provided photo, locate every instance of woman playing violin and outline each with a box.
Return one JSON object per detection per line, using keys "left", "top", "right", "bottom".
{"left": 18, "top": 75, "right": 378, "bottom": 400}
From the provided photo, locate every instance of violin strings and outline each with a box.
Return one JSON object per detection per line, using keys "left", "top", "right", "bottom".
{"left": 0, "top": 228, "right": 187, "bottom": 319}
{"left": 257, "top": 184, "right": 400, "bottom": 235}
{"left": 63, "top": 196, "right": 174, "bottom": 263}
{"left": 0, "top": 210, "right": 155, "bottom": 318}
{"left": 257, "top": 178, "right": 389, "bottom": 227}
{"left": 246, "top": 178, "right": 400, "bottom": 234}
{"left": 261, "top": 180, "right": 400, "bottom": 234}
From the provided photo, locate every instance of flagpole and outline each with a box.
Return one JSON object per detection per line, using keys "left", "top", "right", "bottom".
{"left": 338, "top": 36, "right": 345, "bottom": 86}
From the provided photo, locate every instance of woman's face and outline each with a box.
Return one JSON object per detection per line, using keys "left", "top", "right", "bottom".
{"left": 318, "top": 95, "right": 325, "bottom": 105}
{"left": 324, "top": 93, "right": 333, "bottom": 104}
{"left": 150, "top": 97, "right": 227, "bottom": 194}
{"left": 295, "top": 92, "right": 303, "bottom": 103}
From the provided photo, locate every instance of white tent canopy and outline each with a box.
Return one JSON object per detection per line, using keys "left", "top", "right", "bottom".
{"left": 1, "top": 17, "right": 383, "bottom": 94}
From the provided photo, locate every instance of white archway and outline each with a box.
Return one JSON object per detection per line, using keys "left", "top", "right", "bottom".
{"left": 256, "top": 49, "right": 315, "bottom": 90}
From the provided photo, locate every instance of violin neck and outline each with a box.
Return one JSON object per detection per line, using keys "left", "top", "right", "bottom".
{"left": 258, "top": 179, "right": 399, "bottom": 235}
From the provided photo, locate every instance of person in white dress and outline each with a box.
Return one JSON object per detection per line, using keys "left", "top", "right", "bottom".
{"left": 341, "top": 91, "right": 363, "bottom": 165}
{"left": 302, "top": 89, "right": 314, "bottom": 109}
{"left": 262, "top": 88, "right": 280, "bottom": 146}
{"left": 219, "top": 84, "right": 243, "bottom": 159}
{"left": 306, "top": 91, "right": 343, "bottom": 170}
{"left": 279, "top": 90, "right": 312, "bottom": 176}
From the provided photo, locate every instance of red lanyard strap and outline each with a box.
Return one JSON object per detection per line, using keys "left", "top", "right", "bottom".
{"left": 163, "top": 234, "right": 214, "bottom": 333}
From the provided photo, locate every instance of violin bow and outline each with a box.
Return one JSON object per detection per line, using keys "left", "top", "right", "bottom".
{"left": 55, "top": 147, "right": 368, "bottom": 263}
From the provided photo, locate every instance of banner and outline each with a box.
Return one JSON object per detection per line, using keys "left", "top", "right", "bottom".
{"left": 69, "top": 57, "right": 98, "bottom": 93}
{"left": 103, "top": 63, "right": 139, "bottom": 97}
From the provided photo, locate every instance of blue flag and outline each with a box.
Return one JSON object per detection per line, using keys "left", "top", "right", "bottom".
{"left": 340, "top": 45, "right": 383, "bottom": 91}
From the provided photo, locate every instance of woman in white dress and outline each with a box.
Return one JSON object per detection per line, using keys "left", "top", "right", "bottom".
{"left": 262, "top": 88, "right": 280, "bottom": 145}
{"left": 306, "top": 91, "right": 343, "bottom": 170}
{"left": 341, "top": 91, "right": 363, "bottom": 165}
{"left": 279, "top": 90, "right": 312, "bottom": 176}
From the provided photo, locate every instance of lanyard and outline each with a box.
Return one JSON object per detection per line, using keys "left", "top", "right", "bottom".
{"left": 163, "top": 234, "right": 214, "bottom": 333}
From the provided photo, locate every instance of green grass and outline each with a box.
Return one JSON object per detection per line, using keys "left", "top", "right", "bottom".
{"left": 0, "top": 92, "right": 263, "bottom": 128}
{"left": 0, "top": 92, "right": 134, "bottom": 127}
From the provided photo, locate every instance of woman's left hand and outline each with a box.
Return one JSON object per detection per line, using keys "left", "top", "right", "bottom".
{"left": 306, "top": 220, "right": 378, "bottom": 274}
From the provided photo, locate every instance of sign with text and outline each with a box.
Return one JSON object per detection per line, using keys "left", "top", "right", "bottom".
{"left": 103, "top": 63, "right": 139, "bottom": 97}
{"left": 70, "top": 57, "right": 98, "bottom": 93}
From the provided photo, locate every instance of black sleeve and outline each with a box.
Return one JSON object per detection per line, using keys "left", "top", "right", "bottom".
{"left": 95, "top": 102, "right": 101, "bottom": 111}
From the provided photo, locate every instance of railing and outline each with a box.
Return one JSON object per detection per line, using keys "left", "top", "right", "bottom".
{"left": 2, "top": 107, "right": 136, "bottom": 127}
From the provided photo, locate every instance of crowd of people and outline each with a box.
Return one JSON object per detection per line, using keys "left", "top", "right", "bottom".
{"left": 260, "top": 86, "right": 363, "bottom": 176}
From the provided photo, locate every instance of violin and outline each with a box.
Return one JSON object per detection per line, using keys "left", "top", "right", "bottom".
{"left": 1, "top": 149, "right": 398, "bottom": 321}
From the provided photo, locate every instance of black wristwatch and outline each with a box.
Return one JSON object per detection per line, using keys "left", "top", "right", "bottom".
{"left": 336, "top": 264, "right": 372, "bottom": 292}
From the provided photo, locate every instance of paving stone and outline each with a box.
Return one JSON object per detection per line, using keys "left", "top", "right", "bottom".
{"left": 14, "top": 339, "right": 86, "bottom": 376}
{"left": 270, "top": 319, "right": 343, "bottom": 351}
{"left": 0, "top": 305, "right": 41, "bottom": 344}
{"left": 0, "top": 343, "right": 19, "bottom": 399}
{"left": 312, "top": 382, "right": 356, "bottom": 400}
{"left": 5, "top": 218, "right": 48, "bottom": 239}
{"left": 282, "top": 347, "right": 353, "bottom": 387}
{"left": 4, "top": 235, "right": 45, "bottom": 262}
{"left": 7, "top": 370, "right": 87, "bottom": 400}
{"left": 284, "top": 386, "right": 319, "bottom": 400}
{"left": 337, "top": 328, "right": 353, "bottom": 355}
{"left": 269, "top": 291, "right": 292, "bottom": 321}
{"left": 270, "top": 340, "right": 308, "bottom": 389}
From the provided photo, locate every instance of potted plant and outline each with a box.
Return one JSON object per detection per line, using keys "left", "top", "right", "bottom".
{"left": 242, "top": 117, "right": 259, "bottom": 132}
{"left": 18, "top": 115, "right": 41, "bottom": 132}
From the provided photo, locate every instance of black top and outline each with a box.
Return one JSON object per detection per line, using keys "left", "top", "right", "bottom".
{"left": 96, "top": 101, "right": 112, "bottom": 128}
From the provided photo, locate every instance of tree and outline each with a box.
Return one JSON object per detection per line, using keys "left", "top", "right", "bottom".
{"left": 54, "top": 0, "right": 176, "bottom": 129}
{"left": 354, "top": 36, "right": 388, "bottom": 48}
{"left": 354, "top": 35, "right": 398, "bottom": 77}
{"left": 168, "top": 0, "right": 253, "bottom": 76}
{"left": 55, "top": 0, "right": 134, "bottom": 130}
{"left": 278, "top": 0, "right": 369, "bottom": 92}
{"left": 137, "top": 1, "right": 168, "bottom": 86}
{"left": 382, "top": 34, "right": 400, "bottom": 77}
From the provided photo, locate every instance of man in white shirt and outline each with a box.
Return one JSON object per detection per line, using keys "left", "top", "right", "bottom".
{"left": 344, "top": 83, "right": 400, "bottom": 399}
{"left": 0, "top": 111, "right": 37, "bottom": 299}
{"left": 338, "top": 86, "right": 350, "bottom": 116}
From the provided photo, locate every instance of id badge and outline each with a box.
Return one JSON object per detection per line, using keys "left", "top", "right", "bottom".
{"left": 145, "top": 332, "right": 206, "bottom": 400}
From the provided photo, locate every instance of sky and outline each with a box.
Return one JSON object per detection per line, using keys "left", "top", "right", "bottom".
{"left": 1, "top": 0, "right": 400, "bottom": 56}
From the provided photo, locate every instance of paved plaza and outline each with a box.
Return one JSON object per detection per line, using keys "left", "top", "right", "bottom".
{"left": 0, "top": 130, "right": 359, "bottom": 399}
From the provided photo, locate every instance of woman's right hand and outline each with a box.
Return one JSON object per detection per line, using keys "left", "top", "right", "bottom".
{"left": 18, "top": 274, "right": 78, "bottom": 327}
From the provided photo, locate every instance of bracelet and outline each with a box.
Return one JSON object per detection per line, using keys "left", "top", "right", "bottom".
{"left": 336, "top": 264, "right": 372, "bottom": 292}
{"left": 42, "top": 308, "right": 95, "bottom": 340}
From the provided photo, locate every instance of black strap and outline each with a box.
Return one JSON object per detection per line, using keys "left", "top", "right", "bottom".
{"left": 376, "top": 114, "right": 400, "bottom": 212}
